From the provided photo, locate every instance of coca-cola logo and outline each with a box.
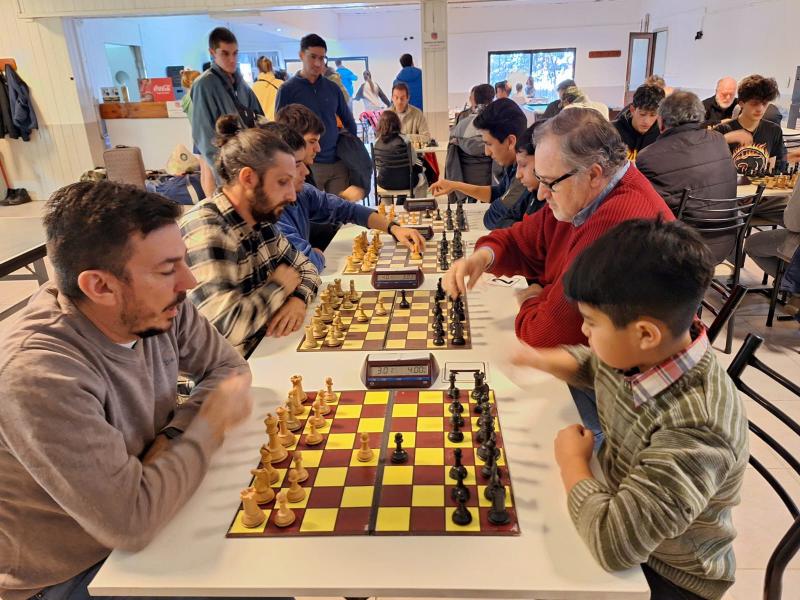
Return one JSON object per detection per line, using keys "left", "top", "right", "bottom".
{"left": 153, "top": 84, "right": 171, "bottom": 93}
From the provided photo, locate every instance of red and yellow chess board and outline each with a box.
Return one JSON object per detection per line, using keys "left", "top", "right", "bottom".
{"left": 297, "top": 290, "right": 471, "bottom": 352}
{"left": 227, "top": 388, "right": 520, "bottom": 537}
{"left": 342, "top": 238, "right": 466, "bottom": 276}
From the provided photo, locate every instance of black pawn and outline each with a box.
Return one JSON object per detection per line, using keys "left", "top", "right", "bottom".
{"left": 451, "top": 497, "right": 473, "bottom": 526}
{"left": 435, "top": 208, "right": 442, "bottom": 221}
{"left": 480, "top": 445, "right": 496, "bottom": 479}
{"left": 478, "top": 430, "right": 500, "bottom": 463}
{"left": 424, "top": 208, "right": 432, "bottom": 219}
{"left": 391, "top": 432, "right": 408, "bottom": 463}
{"left": 484, "top": 463, "right": 502, "bottom": 501}
{"left": 451, "top": 468, "right": 470, "bottom": 503}
{"left": 451, "top": 319, "right": 466, "bottom": 346}
{"left": 433, "top": 328, "right": 445, "bottom": 346}
{"left": 449, "top": 448, "right": 468, "bottom": 481}
{"left": 448, "top": 414, "right": 464, "bottom": 443}
{"left": 399, "top": 290, "right": 410, "bottom": 309}
{"left": 487, "top": 485, "right": 511, "bottom": 525}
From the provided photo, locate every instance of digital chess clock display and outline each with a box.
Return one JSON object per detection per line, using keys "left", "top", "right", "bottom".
{"left": 369, "top": 364, "right": 430, "bottom": 376}
{"left": 371, "top": 267, "right": 423, "bottom": 289}
{"left": 362, "top": 352, "right": 439, "bottom": 389}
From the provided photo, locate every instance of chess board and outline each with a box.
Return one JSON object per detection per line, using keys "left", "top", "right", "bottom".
{"left": 227, "top": 388, "right": 520, "bottom": 537}
{"left": 395, "top": 210, "right": 470, "bottom": 233}
{"left": 298, "top": 290, "right": 471, "bottom": 352}
{"left": 342, "top": 238, "right": 466, "bottom": 275}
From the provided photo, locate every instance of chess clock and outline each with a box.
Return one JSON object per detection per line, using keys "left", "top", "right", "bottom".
{"left": 409, "top": 225, "right": 434, "bottom": 240}
{"left": 362, "top": 352, "right": 439, "bottom": 389}
{"left": 404, "top": 198, "right": 438, "bottom": 212}
{"left": 371, "top": 267, "right": 424, "bottom": 290}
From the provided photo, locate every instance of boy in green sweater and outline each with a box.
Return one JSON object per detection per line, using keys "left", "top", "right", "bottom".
{"left": 512, "top": 218, "right": 748, "bottom": 600}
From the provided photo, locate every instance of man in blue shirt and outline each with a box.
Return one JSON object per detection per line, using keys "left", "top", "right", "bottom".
{"left": 334, "top": 59, "right": 358, "bottom": 98}
{"left": 393, "top": 53, "right": 423, "bottom": 111}
{"left": 266, "top": 122, "right": 425, "bottom": 272}
{"left": 275, "top": 34, "right": 357, "bottom": 196}
{"left": 429, "top": 99, "right": 528, "bottom": 229}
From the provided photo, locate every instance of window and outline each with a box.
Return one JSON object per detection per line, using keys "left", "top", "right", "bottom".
{"left": 488, "top": 48, "right": 576, "bottom": 104}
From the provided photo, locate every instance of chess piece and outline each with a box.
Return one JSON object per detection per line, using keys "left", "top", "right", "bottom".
{"left": 311, "top": 398, "right": 328, "bottom": 427}
{"left": 321, "top": 377, "right": 337, "bottom": 404}
{"left": 250, "top": 468, "right": 276, "bottom": 505}
{"left": 293, "top": 451, "right": 309, "bottom": 482}
{"left": 305, "top": 420, "right": 323, "bottom": 445}
{"left": 273, "top": 490, "right": 296, "bottom": 528}
{"left": 449, "top": 448, "right": 468, "bottom": 481}
{"left": 300, "top": 325, "right": 317, "bottom": 349}
{"left": 320, "top": 300, "right": 334, "bottom": 324}
{"left": 357, "top": 432, "right": 374, "bottom": 462}
{"left": 451, "top": 319, "right": 466, "bottom": 346}
{"left": 388, "top": 205, "right": 396, "bottom": 221}
{"left": 451, "top": 497, "right": 473, "bottom": 526}
{"left": 399, "top": 290, "right": 410, "bottom": 309}
{"left": 471, "top": 371, "right": 485, "bottom": 400}
{"left": 349, "top": 280, "right": 359, "bottom": 302}
{"left": 447, "top": 371, "right": 460, "bottom": 400}
{"left": 360, "top": 258, "right": 373, "bottom": 273}
{"left": 345, "top": 256, "right": 357, "bottom": 272}
{"left": 314, "top": 391, "right": 332, "bottom": 415}
{"left": 487, "top": 484, "right": 511, "bottom": 525}
{"left": 332, "top": 315, "right": 346, "bottom": 341}
{"left": 324, "top": 327, "right": 342, "bottom": 347}
{"left": 264, "top": 413, "right": 288, "bottom": 463}
{"left": 334, "top": 278, "right": 345, "bottom": 298}
{"left": 480, "top": 442, "right": 497, "bottom": 480}
{"left": 410, "top": 243, "right": 422, "bottom": 261}
{"left": 276, "top": 407, "right": 296, "bottom": 447}
{"left": 312, "top": 317, "right": 328, "bottom": 339}
{"left": 433, "top": 328, "right": 445, "bottom": 346}
{"left": 435, "top": 278, "right": 445, "bottom": 301}
{"left": 374, "top": 298, "right": 388, "bottom": 316}
{"left": 451, "top": 468, "right": 470, "bottom": 503}
{"left": 240, "top": 487, "right": 267, "bottom": 528}
{"left": 448, "top": 414, "right": 464, "bottom": 443}
{"left": 284, "top": 400, "right": 302, "bottom": 432}
{"left": 391, "top": 432, "right": 408, "bottom": 463}
{"left": 341, "top": 295, "right": 355, "bottom": 310}
{"left": 286, "top": 468, "right": 306, "bottom": 503}
{"left": 355, "top": 306, "right": 369, "bottom": 322}
{"left": 258, "top": 445, "right": 280, "bottom": 483}
{"left": 484, "top": 463, "right": 502, "bottom": 501}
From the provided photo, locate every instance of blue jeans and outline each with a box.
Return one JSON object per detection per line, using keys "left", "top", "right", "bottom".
{"left": 33, "top": 559, "right": 294, "bottom": 600}
{"left": 568, "top": 385, "right": 604, "bottom": 448}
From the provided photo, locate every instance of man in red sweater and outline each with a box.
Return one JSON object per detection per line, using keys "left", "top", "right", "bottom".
{"left": 443, "top": 108, "right": 673, "bottom": 436}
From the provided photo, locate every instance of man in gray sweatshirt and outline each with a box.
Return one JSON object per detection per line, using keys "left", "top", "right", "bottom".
{"left": 0, "top": 181, "right": 254, "bottom": 600}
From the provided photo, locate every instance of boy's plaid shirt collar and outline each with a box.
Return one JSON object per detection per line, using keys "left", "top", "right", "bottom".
{"left": 623, "top": 321, "right": 709, "bottom": 408}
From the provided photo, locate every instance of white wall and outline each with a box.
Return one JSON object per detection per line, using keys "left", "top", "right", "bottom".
{"left": 643, "top": 0, "right": 799, "bottom": 112}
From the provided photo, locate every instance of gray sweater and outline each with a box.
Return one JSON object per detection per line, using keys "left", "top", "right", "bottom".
{"left": 0, "top": 286, "right": 248, "bottom": 600}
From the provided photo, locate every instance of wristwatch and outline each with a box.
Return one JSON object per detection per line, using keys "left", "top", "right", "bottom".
{"left": 160, "top": 427, "right": 183, "bottom": 440}
{"left": 387, "top": 221, "right": 401, "bottom": 242}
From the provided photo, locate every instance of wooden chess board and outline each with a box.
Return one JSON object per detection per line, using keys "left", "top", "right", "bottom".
{"left": 342, "top": 238, "right": 466, "bottom": 275}
{"left": 227, "top": 388, "right": 520, "bottom": 537}
{"left": 298, "top": 290, "right": 471, "bottom": 352}
{"left": 395, "top": 210, "right": 470, "bottom": 233}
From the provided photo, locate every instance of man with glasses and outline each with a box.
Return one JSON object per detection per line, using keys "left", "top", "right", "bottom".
{"left": 275, "top": 34, "right": 358, "bottom": 197}
{"left": 442, "top": 108, "right": 673, "bottom": 439}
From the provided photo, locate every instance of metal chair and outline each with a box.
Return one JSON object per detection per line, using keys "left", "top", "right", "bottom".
{"left": 371, "top": 141, "right": 416, "bottom": 206}
{"left": 727, "top": 334, "right": 800, "bottom": 600}
{"left": 677, "top": 186, "right": 765, "bottom": 353}
{"left": 706, "top": 284, "right": 748, "bottom": 345}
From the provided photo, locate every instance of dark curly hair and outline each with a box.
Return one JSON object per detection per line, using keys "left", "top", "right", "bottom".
{"left": 738, "top": 75, "right": 779, "bottom": 104}
{"left": 632, "top": 84, "right": 666, "bottom": 111}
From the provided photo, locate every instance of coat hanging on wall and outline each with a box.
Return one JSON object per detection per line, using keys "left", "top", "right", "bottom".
{"left": 3, "top": 64, "right": 38, "bottom": 141}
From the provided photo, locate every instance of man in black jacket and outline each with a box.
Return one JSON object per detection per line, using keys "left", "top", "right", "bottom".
{"left": 613, "top": 84, "right": 664, "bottom": 161}
{"left": 636, "top": 91, "right": 738, "bottom": 263}
{"left": 703, "top": 77, "right": 738, "bottom": 125}
{"left": 541, "top": 78, "right": 575, "bottom": 119}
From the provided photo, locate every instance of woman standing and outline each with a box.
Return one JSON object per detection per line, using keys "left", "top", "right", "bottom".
{"left": 252, "top": 56, "right": 283, "bottom": 120}
{"left": 354, "top": 71, "right": 390, "bottom": 111}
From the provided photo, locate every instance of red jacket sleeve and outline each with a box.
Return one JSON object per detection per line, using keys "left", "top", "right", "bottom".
{"left": 474, "top": 208, "right": 550, "bottom": 279}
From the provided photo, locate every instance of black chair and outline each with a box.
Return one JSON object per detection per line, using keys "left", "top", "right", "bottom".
{"left": 783, "top": 132, "right": 800, "bottom": 152}
{"left": 706, "top": 284, "right": 747, "bottom": 345}
{"left": 677, "top": 186, "right": 765, "bottom": 353}
{"left": 727, "top": 334, "right": 800, "bottom": 600}
{"left": 371, "top": 141, "right": 416, "bottom": 206}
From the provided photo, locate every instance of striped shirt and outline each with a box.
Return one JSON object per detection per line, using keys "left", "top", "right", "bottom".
{"left": 564, "top": 332, "right": 748, "bottom": 600}
{"left": 180, "top": 192, "right": 320, "bottom": 353}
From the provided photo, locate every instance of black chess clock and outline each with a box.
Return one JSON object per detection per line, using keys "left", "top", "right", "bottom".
{"left": 371, "top": 267, "right": 424, "bottom": 290}
{"left": 362, "top": 352, "right": 439, "bottom": 389}
{"left": 403, "top": 198, "right": 438, "bottom": 212}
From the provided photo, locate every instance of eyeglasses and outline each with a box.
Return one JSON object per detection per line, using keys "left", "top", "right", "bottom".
{"left": 305, "top": 51, "right": 328, "bottom": 65}
{"left": 534, "top": 169, "right": 578, "bottom": 192}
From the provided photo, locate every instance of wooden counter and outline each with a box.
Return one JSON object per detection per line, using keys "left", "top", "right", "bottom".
{"left": 98, "top": 101, "right": 171, "bottom": 119}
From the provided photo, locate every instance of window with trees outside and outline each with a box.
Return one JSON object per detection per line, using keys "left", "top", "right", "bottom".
{"left": 488, "top": 48, "right": 576, "bottom": 106}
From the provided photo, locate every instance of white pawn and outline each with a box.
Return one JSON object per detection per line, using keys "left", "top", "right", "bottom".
{"left": 273, "top": 490, "right": 296, "bottom": 528}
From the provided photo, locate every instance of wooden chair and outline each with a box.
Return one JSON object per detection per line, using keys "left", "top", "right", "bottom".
{"left": 677, "top": 186, "right": 765, "bottom": 353}
{"left": 727, "top": 334, "right": 800, "bottom": 599}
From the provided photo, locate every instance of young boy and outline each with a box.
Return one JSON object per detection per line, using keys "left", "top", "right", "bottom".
{"left": 512, "top": 218, "right": 748, "bottom": 600}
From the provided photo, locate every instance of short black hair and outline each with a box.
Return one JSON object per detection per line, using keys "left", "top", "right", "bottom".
{"left": 334, "top": 59, "right": 343, "bottom": 67}
{"left": 557, "top": 79, "right": 576, "bottom": 92}
{"left": 259, "top": 121, "right": 306, "bottom": 153}
{"left": 300, "top": 33, "right": 327, "bottom": 52}
{"left": 738, "top": 74, "right": 779, "bottom": 104}
{"left": 44, "top": 181, "right": 180, "bottom": 300}
{"left": 494, "top": 80, "right": 508, "bottom": 93}
{"left": 201, "top": 61, "right": 211, "bottom": 72}
{"left": 275, "top": 103, "right": 325, "bottom": 136}
{"left": 472, "top": 83, "right": 495, "bottom": 106}
{"left": 632, "top": 84, "right": 666, "bottom": 111}
{"left": 515, "top": 122, "right": 540, "bottom": 155}
{"left": 400, "top": 53, "right": 413, "bottom": 68}
{"left": 473, "top": 98, "right": 527, "bottom": 143}
{"left": 209, "top": 27, "right": 237, "bottom": 50}
{"left": 392, "top": 81, "right": 410, "bottom": 96}
{"left": 563, "top": 218, "right": 714, "bottom": 336}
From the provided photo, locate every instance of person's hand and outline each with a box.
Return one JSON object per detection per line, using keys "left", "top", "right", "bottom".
{"left": 268, "top": 264, "right": 301, "bottom": 296}
{"left": 429, "top": 178, "right": 456, "bottom": 196}
{"left": 311, "top": 248, "right": 326, "bottom": 265}
{"left": 442, "top": 248, "right": 493, "bottom": 298}
{"left": 509, "top": 342, "right": 547, "bottom": 371}
{"left": 554, "top": 424, "right": 595, "bottom": 469}
{"left": 141, "top": 434, "right": 171, "bottom": 465}
{"left": 392, "top": 225, "right": 427, "bottom": 252}
{"left": 514, "top": 283, "right": 543, "bottom": 306}
{"left": 197, "top": 372, "right": 254, "bottom": 442}
{"left": 267, "top": 296, "right": 307, "bottom": 337}
{"left": 724, "top": 129, "right": 753, "bottom": 147}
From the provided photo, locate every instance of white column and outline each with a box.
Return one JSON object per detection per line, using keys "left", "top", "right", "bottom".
{"left": 420, "top": 0, "right": 448, "bottom": 146}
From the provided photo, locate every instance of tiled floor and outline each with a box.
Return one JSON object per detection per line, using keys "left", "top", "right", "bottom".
{"left": 2, "top": 201, "right": 799, "bottom": 598}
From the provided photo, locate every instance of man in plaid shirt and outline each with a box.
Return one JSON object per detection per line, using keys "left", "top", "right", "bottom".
{"left": 181, "top": 118, "right": 320, "bottom": 355}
